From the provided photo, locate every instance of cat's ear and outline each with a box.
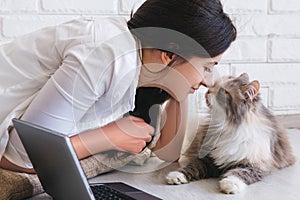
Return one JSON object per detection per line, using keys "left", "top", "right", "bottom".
{"left": 238, "top": 73, "right": 250, "bottom": 83}
{"left": 243, "top": 80, "right": 260, "bottom": 101}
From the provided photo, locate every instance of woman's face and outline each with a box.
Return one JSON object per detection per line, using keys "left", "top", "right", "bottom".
{"left": 173, "top": 54, "right": 223, "bottom": 93}
{"left": 140, "top": 49, "right": 223, "bottom": 101}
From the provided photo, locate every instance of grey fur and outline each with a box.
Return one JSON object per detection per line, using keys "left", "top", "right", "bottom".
{"left": 169, "top": 74, "right": 296, "bottom": 192}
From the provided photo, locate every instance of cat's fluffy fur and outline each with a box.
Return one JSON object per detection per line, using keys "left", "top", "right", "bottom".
{"left": 166, "top": 73, "right": 296, "bottom": 194}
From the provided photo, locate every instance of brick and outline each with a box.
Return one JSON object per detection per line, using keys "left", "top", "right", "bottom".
{"left": 271, "top": 0, "right": 300, "bottom": 12}
{"left": 0, "top": 0, "right": 37, "bottom": 13}
{"left": 41, "top": 0, "right": 118, "bottom": 14}
{"left": 234, "top": 14, "right": 300, "bottom": 36}
{"left": 270, "top": 86, "right": 300, "bottom": 112}
{"left": 270, "top": 38, "right": 300, "bottom": 62}
{"left": 2, "top": 16, "right": 75, "bottom": 38}
{"left": 221, "top": 0, "right": 267, "bottom": 14}
{"left": 221, "top": 37, "right": 267, "bottom": 62}
{"left": 119, "top": 0, "right": 145, "bottom": 14}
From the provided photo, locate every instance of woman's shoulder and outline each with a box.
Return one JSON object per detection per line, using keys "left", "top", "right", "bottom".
{"left": 91, "top": 16, "right": 133, "bottom": 43}
{"left": 92, "top": 16, "right": 128, "bottom": 29}
{"left": 54, "top": 16, "right": 127, "bottom": 40}
{"left": 58, "top": 16, "right": 135, "bottom": 48}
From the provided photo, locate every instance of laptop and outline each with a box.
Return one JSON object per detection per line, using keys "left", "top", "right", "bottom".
{"left": 12, "top": 118, "right": 161, "bottom": 200}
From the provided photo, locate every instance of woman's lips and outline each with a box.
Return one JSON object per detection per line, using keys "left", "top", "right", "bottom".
{"left": 190, "top": 87, "right": 197, "bottom": 94}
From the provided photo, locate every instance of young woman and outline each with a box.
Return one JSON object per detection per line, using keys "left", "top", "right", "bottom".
{"left": 0, "top": 0, "right": 236, "bottom": 173}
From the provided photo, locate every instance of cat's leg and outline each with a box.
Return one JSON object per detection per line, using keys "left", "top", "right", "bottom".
{"left": 219, "top": 164, "right": 264, "bottom": 194}
{"left": 166, "top": 156, "right": 220, "bottom": 185}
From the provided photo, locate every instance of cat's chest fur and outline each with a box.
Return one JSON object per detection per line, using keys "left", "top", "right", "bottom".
{"left": 200, "top": 114, "right": 274, "bottom": 169}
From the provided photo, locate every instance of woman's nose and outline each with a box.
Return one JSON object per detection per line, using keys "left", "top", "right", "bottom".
{"left": 192, "top": 82, "right": 201, "bottom": 90}
{"left": 195, "top": 80, "right": 208, "bottom": 88}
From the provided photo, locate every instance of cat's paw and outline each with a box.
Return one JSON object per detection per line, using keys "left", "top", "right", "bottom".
{"left": 166, "top": 171, "right": 189, "bottom": 185}
{"left": 219, "top": 176, "right": 247, "bottom": 194}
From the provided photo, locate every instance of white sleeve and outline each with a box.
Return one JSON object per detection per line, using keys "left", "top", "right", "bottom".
{"left": 1, "top": 18, "right": 98, "bottom": 167}
{"left": 21, "top": 43, "right": 113, "bottom": 135}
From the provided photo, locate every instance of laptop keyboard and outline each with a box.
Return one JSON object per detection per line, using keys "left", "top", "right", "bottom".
{"left": 90, "top": 185, "right": 135, "bottom": 200}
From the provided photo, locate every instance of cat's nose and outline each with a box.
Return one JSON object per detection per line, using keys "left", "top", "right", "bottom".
{"left": 206, "top": 89, "right": 211, "bottom": 95}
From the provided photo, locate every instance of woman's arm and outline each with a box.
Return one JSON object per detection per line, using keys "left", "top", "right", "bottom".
{"left": 71, "top": 116, "right": 154, "bottom": 160}
{"left": 0, "top": 116, "right": 153, "bottom": 173}
{"left": 0, "top": 156, "right": 35, "bottom": 173}
{"left": 151, "top": 98, "right": 188, "bottom": 162}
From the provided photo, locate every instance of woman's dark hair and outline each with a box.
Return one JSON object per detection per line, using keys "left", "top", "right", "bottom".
{"left": 127, "top": 0, "right": 236, "bottom": 58}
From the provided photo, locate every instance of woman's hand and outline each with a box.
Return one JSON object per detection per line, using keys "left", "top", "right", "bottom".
{"left": 102, "top": 116, "right": 154, "bottom": 154}
{"left": 151, "top": 98, "right": 188, "bottom": 162}
{"left": 72, "top": 116, "right": 154, "bottom": 159}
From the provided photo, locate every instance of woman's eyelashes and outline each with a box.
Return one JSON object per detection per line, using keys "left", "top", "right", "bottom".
{"left": 203, "top": 66, "right": 213, "bottom": 73}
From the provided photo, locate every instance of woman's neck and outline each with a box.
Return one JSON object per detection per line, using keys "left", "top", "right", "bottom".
{"left": 141, "top": 48, "right": 163, "bottom": 65}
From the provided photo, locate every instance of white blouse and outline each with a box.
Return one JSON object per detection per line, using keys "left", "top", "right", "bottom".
{"left": 0, "top": 17, "right": 142, "bottom": 168}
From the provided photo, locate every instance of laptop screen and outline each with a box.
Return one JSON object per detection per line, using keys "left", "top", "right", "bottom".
{"left": 13, "top": 118, "right": 94, "bottom": 200}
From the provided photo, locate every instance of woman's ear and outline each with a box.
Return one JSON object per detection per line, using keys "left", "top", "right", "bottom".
{"left": 160, "top": 51, "right": 175, "bottom": 65}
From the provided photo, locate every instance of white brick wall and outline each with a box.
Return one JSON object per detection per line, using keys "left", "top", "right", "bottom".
{"left": 221, "top": 0, "right": 268, "bottom": 13}
{"left": 0, "top": 0, "right": 37, "bottom": 13}
{"left": 271, "top": 0, "right": 300, "bottom": 12}
{"left": 41, "top": 0, "right": 119, "bottom": 14}
{"left": 0, "top": 0, "right": 299, "bottom": 115}
{"left": 218, "top": 0, "right": 300, "bottom": 115}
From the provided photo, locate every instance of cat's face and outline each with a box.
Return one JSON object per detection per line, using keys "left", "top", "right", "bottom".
{"left": 205, "top": 73, "right": 260, "bottom": 122}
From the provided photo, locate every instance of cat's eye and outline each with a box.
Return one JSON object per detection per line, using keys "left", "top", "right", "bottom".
{"left": 219, "top": 88, "right": 227, "bottom": 95}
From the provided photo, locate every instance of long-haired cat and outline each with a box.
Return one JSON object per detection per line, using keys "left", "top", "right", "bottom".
{"left": 166, "top": 73, "right": 296, "bottom": 194}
